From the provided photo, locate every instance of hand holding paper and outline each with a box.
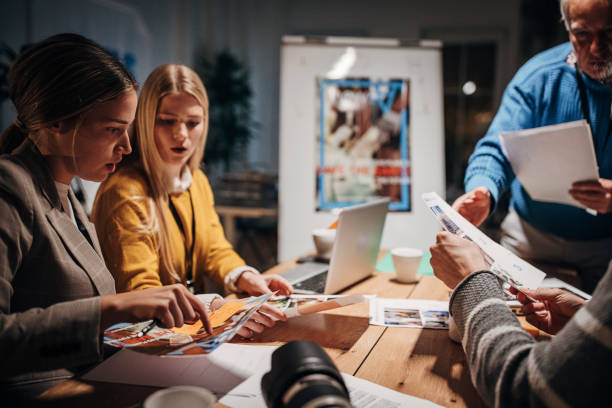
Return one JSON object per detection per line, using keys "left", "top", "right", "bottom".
{"left": 423, "top": 192, "right": 546, "bottom": 291}
{"left": 429, "top": 232, "right": 489, "bottom": 289}
{"left": 499, "top": 120, "right": 599, "bottom": 209}
{"left": 569, "top": 178, "right": 612, "bottom": 214}
{"left": 509, "top": 286, "right": 586, "bottom": 335}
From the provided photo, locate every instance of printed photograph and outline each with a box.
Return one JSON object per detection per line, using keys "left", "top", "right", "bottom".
{"left": 422, "top": 310, "right": 450, "bottom": 329}
{"left": 383, "top": 307, "right": 422, "bottom": 327}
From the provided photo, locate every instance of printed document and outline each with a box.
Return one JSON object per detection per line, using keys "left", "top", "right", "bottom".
{"left": 220, "top": 370, "right": 443, "bottom": 407}
{"left": 499, "top": 120, "right": 599, "bottom": 208}
{"left": 83, "top": 343, "right": 277, "bottom": 395}
{"left": 422, "top": 192, "right": 546, "bottom": 290}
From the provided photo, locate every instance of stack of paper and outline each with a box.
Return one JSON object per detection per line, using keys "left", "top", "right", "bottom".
{"left": 499, "top": 120, "right": 598, "bottom": 208}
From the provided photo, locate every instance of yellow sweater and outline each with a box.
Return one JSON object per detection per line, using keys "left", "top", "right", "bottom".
{"left": 91, "top": 166, "right": 245, "bottom": 293}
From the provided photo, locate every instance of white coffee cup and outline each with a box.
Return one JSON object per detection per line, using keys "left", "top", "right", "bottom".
{"left": 391, "top": 248, "right": 423, "bottom": 283}
{"left": 143, "top": 385, "right": 216, "bottom": 408}
{"left": 312, "top": 228, "right": 336, "bottom": 259}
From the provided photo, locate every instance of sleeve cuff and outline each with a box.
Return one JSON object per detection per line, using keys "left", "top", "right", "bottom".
{"left": 224, "top": 266, "right": 261, "bottom": 293}
{"left": 449, "top": 270, "right": 502, "bottom": 316}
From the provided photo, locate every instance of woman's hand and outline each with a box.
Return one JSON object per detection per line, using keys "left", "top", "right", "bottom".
{"left": 509, "top": 286, "right": 586, "bottom": 335}
{"left": 236, "top": 271, "right": 293, "bottom": 296}
{"left": 100, "top": 283, "right": 211, "bottom": 333}
{"left": 451, "top": 187, "right": 491, "bottom": 227}
{"left": 211, "top": 299, "right": 287, "bottom": 339}
{"left": 429, "top": 232, "right": 489, "bottom": 289}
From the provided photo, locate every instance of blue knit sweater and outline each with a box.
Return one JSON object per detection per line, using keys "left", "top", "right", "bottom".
{"left": 465, "top": 42, "right": 612, "bottom": 240}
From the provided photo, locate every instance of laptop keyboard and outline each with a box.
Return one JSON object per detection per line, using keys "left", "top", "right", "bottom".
{"left": 294, "top": 271, "right": 329, "bottom": 293}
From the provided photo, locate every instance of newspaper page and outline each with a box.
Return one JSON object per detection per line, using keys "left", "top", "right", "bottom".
{"left": 103, "top": 293, "right": 273, "bottom": 356}
{"left": 422, "top": 192, "right": 546, "bottom": 290}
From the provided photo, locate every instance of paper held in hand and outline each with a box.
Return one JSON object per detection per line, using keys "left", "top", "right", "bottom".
{"left": 269, "top": 293, "right": 368, "bottom": 318}
{"left": 499, "top": 120, "right": 599, "bottom": 209}
{"left": 422, "top": 192, "right": 546, "bottom": 290}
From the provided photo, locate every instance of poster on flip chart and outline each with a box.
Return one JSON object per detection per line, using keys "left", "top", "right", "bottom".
{"left": 315, "top": 78, "right": 411, "bottom": 212}
{"left": 422, "top": 192, "right": 546, "bottom": 290}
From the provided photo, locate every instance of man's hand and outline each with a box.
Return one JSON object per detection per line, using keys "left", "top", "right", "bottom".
{"left": 509, "top": 287, "right": 586, "bottom": 335}
{"left": 100, "top": 284, "right": 212, "bottom": 334}
{"left": 236, "top": 271, "right": 293, "bottom": 296}
{"left": 429, "top": 232, "right": 489, "bottom": 289}
{"left": 451, "top": 187, "right": 492, "bottom": 227}
{"left": 569, "top": 178, "right": 612, "bottom": 214}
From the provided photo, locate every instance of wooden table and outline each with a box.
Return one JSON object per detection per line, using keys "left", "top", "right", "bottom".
{"left": 37, "top": 253, "right": 543, "bottom": 407}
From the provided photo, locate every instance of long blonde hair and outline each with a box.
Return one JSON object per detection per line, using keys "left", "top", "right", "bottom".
{"left": 126, "top": 64, "right": 209, "bottom": 282}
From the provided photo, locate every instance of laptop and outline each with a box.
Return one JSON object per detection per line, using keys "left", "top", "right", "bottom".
{"left": 281, "top": 198, "right": 389, "bottom": 294}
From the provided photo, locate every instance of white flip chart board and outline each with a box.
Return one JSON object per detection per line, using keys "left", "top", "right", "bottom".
{"left": 278, "top": 36, "right": 445, "bottom": 261}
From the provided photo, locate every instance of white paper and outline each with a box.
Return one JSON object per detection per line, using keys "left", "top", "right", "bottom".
{"left": 422, "top": 192, "right": 546, "bottom": 289}
{"left": 83, "top": 343, "right": 277, "bottom": 396}
{"left": 499, "top": 120, "right": 598, "bottom": 208}
{"left": 541, "top": 277, "right": 591, "bottom": 300}
{"left": 220, "top": 370, "right": 443, "bottom": 407}
{"left": 270, "top": 293, "right": 371, "bottom": 318}
{"left": 369, "top": 298, "right": 449, "bottom": 329}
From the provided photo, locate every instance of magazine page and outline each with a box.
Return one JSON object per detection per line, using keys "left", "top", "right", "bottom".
{"left": 103, "top": 293, "right": 273, "bottom": 356}
{"left": 422, "top": 192, "right": 546, "bottom": 290}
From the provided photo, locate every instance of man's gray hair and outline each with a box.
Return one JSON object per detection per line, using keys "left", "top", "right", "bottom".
{"left": 560, "top": 0, "right": 571, "bottom": 30}
{"left": 560, "top": 0, "right": 612, "bottom": 31}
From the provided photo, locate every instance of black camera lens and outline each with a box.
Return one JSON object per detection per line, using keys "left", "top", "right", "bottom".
{"left": 261, "top": 340, "right": 352, "bottom": 408}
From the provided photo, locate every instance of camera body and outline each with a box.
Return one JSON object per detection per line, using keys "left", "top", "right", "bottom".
{"left": 261, "top": 340, "right": 352, "bottom": 408}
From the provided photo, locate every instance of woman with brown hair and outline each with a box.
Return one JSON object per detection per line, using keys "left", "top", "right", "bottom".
{"left": 0, "top": 34, "right": 213, "bottom": 398}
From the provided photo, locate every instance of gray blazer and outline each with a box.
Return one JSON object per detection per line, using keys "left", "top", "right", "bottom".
{"left": 0, "top": 139, "right": 115, "bottom": 393}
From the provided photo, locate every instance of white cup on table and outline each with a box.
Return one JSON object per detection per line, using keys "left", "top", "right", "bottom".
{"left": 391, "top": 248, "right": 423, "bottom": 283}
{"left": 312, "top": 228, "right": 336, "bottom": 259}
{"left": 143, "top": 385, "right": 216, "bottom": 408}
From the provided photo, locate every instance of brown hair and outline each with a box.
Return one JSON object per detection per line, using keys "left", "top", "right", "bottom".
{"left": 0, "top": 33, "right": 137, "bottom": 154}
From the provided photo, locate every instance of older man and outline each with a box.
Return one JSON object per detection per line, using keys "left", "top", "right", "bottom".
{"left": 453, "top": 0, "right": 612, "bottom": 293}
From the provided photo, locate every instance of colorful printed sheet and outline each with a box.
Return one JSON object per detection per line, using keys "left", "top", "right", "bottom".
{"left": 369, "top": 298, "right": 449, "bottom": 329}
{"left": 103, "top": 293, "right": 272, "bottom": 356}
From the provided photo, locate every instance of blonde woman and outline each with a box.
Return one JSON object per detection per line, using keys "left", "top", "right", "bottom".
{"left": 92, "top": 65, "right": 291, "bottom": 321}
